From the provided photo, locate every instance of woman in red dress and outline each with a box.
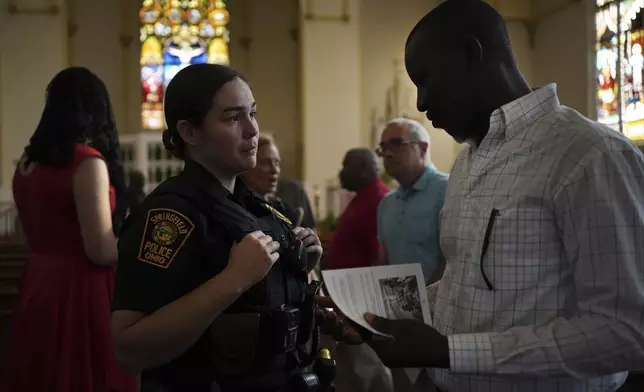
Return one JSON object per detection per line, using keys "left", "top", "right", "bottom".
{"left": 1, "top": 67, "right": 137, "bottom": 392}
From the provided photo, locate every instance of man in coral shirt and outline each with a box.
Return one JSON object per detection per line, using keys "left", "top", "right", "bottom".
{"left": 326, "top": 148, "right": 393, "bottom": 392}
{"left": 326, "top": 148, "right": 390, "bottom": 270}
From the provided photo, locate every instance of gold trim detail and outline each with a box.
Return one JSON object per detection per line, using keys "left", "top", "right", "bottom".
{"left": 7, "top": 2, "right": 60, "bottom": 15}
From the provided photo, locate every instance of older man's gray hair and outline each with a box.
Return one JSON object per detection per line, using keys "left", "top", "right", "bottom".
{"left": 385, "top": 117, "right": 431, "bottom": 159}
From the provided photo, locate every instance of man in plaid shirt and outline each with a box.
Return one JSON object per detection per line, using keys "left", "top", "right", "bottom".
{"left": 319, "top": 1, "right": 644, "bottom": 391}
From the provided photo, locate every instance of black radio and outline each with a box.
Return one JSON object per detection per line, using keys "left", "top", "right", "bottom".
{"left": 264, "top": 305, "right": 301, "bottom": 354}
{"left": 281, "top": 235, "right": 307, "bottom": 272}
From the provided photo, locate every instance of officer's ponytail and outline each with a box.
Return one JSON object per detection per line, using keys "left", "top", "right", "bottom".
{"left": 162, "top": 127, "right": 185, "bottom": 159}
{"left": 163, "top": 63, "right": 244, "bottom": 160}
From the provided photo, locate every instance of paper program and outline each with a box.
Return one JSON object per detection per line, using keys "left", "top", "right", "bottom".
{"left": 320, "top": 264, "right": 432, "bottom": 336}
{"left": 320, "top": 264, "right": 434, "bottom": 383}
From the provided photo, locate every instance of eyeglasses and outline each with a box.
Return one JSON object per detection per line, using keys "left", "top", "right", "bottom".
{"left": 375, "top": 139, "right": 424, "bottom": 156}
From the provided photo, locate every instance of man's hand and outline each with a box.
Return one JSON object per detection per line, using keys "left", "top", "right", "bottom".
{"left": 314, "top": 296, "right": 451, "bottom": 369}
{"left": 364, "top": 313, "right": 450, "bottom": 369}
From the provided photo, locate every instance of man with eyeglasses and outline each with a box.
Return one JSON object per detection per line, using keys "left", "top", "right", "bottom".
{"left": 376, "top": 117, "right": 448, "bottom": 286}
{"left": 375, "top": 117, "right": 448, "bottom": 391}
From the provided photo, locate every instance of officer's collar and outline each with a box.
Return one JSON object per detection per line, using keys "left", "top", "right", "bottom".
{"left": 182, "top": 159, "right": 255, "bottom": 202}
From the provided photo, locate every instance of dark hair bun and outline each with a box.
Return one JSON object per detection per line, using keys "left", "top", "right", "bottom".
{"left": 162, "top": 128, "right": 174, "bottom": 152}
{"left": 162, "top": 128, "right": 186, "bottom": 159}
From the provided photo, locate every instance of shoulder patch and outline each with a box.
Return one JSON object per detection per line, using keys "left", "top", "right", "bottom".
{"left": 263, "top": 203, "right": 293, "bottom": 225}
{"left": 137, "top": 208, "right": 195, "bottom": 268}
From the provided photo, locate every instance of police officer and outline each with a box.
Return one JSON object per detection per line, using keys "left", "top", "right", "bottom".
{"left": 111, "top": 64, "right": 324, "bottom": 392}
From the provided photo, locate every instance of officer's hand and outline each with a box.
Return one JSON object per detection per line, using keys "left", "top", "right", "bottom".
{"left": 226, "top": 231, "right": 280, "bottom": 288}
{"left": 293, "top": 227, "right": 322, "bottom": 269}
{"left": 315, "top": 295, "right": 450, "bottom": 368}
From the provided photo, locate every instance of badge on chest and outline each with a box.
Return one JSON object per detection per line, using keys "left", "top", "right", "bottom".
{"left": 137, "top": 208, "right": 195, "bottom": 268}
{"left": 263, "top": 203, "right": 293, "bottom": 226}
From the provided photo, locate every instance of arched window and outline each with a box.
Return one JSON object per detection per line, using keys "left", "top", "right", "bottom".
{"left": 139, "top": 0, "right": 230, "bottom": 132}
{"left": 596, "top": 0, "right": 644, "bottom": 142}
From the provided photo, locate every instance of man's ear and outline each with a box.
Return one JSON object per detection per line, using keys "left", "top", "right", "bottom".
{"left": 176, "top": 120, "right": 199, "bottom": 148}
{"left": 464, "top": 36, "right": 483, "bottom": 64}
{"left": 418, "top": 142, "right": 429, "bottom": 158}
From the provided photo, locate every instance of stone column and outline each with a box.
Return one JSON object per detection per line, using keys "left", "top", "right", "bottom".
{"left": 299, "top": 0, "right": 362, "bottom": 218}
{"left": 0, "top": 0, "right": 68, "bottom": 200}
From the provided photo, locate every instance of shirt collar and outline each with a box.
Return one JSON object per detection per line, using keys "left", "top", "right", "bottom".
{"left": 181, "top": 159, "right": 254, "bottom": 202}
{"left": 397, "top": 165, "right": 437, "bottom": 198}
{"left": 485, "top": 83, "right": 560, "bottom": 144}
{"left": 354, "top": 178, "right": 386, "bottom": 201}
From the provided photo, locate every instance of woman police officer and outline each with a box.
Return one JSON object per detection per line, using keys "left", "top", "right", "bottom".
{"left": 111, "top": 64, "right": 323, "bottom": 392}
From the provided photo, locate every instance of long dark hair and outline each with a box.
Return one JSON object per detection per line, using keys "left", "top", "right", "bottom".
{"left": 24, "top": 67, "right": 127, "bottom": 234}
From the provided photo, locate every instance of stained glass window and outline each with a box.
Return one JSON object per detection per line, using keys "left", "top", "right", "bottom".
{"left": 596, "top": 0, "right": 644, "bottom": 141}
{"left": 139, "top": 0, "right": 230, "bottom": 132}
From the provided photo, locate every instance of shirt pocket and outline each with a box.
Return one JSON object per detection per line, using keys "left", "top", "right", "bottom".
{"left": 478, "top": 204, "right": 558, "bottom": 292}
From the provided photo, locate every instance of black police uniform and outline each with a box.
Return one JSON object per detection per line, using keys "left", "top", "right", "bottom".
{"left": 113, "top": 159, "right": 320, "bottom": 392}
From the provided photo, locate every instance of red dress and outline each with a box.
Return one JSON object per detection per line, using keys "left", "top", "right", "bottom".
{"left": 1, "top": 144, "right": 136, "bottom": 392}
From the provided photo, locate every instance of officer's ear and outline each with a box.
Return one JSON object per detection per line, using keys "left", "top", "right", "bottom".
{"left": 176, "top": 120, "right": 200, "bottom": 148}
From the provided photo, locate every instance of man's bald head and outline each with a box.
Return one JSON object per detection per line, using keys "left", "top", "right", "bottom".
{"left": 406, "top": 0, "right": 511, "bottom": 54}
{"left": 346, "top": 148, "right": 379, "bottom": 172}
{"left": 404, "top": 0, "right": 527, "bottom": 145}
{"left": 339, "top": 148, "right": 380, "bottom": 192}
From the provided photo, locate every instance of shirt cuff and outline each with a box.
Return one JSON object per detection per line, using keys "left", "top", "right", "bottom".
{"left": 448, "top": 333, "right": 496, "bottom": 374}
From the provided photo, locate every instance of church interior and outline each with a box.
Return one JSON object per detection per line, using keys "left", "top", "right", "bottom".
{"left": 1, "top": 0, "right": 644, "bottom": 389}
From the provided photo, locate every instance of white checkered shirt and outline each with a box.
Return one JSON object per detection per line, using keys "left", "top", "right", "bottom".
{"left": 431, "top": 84, "right": 644, "bottom": 392}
